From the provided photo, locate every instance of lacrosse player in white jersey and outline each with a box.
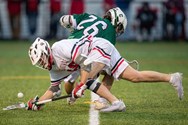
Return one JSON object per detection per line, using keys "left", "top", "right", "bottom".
{"left": 27, "top": 37, "right": 126, "bottom": 112}
{"left": 27, "top": 35, "right": 183, "bottom": 112}
{"left": 60, "top": 7, "right": 183, "bottom": 110}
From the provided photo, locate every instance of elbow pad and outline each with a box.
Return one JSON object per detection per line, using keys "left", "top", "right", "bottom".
{"left": 59, "top": 15, "right": 74, "bottom": 32}
{"left": 49, "top": 84, "right": 61, "bottom": 97}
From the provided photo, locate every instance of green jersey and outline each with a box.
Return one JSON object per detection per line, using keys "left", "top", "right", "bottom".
{"left": 68, "top": 13, "right": 116, "bottom": 45}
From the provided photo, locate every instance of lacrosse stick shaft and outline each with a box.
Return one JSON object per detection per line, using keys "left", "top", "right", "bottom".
{"left": 36, "top": 94, "right": 71, "bottom": 105}
{"left": 3, "top": 95, "right": 72, "bottom": 110}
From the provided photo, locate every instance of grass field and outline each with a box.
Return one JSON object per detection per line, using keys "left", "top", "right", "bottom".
{"left": 0, "top": 40, "right": 188, "bottom": 125}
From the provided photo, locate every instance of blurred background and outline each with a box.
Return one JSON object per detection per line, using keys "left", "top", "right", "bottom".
{"left": 0, "top": 0, "right": 188, "bottom": 42}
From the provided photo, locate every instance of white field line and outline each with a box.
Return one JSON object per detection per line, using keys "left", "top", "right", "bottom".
{"left": 89, "top": 92, "right": 99, "bottom": 125}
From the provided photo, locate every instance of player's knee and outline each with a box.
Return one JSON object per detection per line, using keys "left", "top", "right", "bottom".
{"left": 85, "top": 79, "right": 101, "bottom": 93}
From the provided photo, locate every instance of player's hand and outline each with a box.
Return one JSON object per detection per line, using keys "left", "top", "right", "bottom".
{"left": 25, "top": 96, "right": 43, "bottom": 111}
{"left": 72, "top": 83, "right": 87, "bottom": 98}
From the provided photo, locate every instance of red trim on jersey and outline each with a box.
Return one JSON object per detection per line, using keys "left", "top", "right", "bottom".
{"left": 111, "top": 59, "right": 124, "bottom": 74}
{"left": 93, "top": 48, "right": 110, "bottom": 60}
{"left": 72, "top": 46, "right": 80, "bottom": 62}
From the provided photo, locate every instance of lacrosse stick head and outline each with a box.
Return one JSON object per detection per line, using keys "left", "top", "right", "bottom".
{"left": 127, "top": 60, "right": 139, "bottom": 71}
{"left": 3, "top": 102, "right": 26, "bottom": 110}
{"left": 28, "top": 37, "right": 52, "bottom": 70}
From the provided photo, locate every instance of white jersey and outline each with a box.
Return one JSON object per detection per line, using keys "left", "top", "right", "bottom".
{"left": 50, "top": 39, "right": 80, "bottom": 86}
{"left": 49, "top": 36, "right": 129, "bottom": 86}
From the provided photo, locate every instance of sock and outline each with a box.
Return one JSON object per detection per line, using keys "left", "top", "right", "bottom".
{"left": 112, "top": 100, "right": 119, "bottom": 105}
{"left": 169, "top": 74, "right": 174, "bottom": 84}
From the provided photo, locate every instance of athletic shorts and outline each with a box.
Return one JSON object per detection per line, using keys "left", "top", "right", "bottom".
{"left": 85, "top": 38, "right": 129, "bottom": 79}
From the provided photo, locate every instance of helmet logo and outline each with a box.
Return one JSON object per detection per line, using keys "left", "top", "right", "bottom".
{"left": 119, "top": 14, "right": 123, "bottom": 17}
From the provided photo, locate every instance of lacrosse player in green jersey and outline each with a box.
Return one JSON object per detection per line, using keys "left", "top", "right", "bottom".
{"left": 60, "top": 7, "right": 126, "bottom": 45}
{"left": 59, "top": 7, "right": 129, "bottom": 108}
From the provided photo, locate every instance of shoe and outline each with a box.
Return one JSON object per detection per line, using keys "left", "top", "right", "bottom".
{"left": 67, "top": 97, "right": 76, "bottom": 105}
{"left": 93, "top": 97, "right": 110, "bottom": 110}
{"left": 170, "top": 72, "right": 184, "bottom": 100}
{"left": 100, "top": 100, "right": 126, "bottom": 112}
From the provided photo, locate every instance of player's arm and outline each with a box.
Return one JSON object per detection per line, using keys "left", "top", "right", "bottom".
{"left": 26, "top": 82, "right": 61, "bottom": 111}
{"left": 59, "top": 13, "right": 90, "bottom": 32}
{"left": 39, "top": 82, "right": 62, "bottom": 101}
{"left": 71, "top": 54, "right": 92, "bottom": 98}
{"left": 72, "top": 69, "right": 89, "bottom": 98}
{"left": 80, "top": 69, "right": 89, "bottom": 85}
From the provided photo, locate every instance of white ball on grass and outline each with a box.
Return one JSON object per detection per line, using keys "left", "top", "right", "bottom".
{"left": 17, "top": 92, "right": 24, "bottom": 98}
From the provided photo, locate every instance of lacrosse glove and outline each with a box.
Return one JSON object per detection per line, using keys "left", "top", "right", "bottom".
{"left": 25, "top": 95, "right": 44, "bottom": 111}
{"left": 72, "top": 82, "right": 87, "bottom": 98}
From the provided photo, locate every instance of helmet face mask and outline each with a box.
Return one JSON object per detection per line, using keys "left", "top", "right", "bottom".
{"left": 35, "top": 52, "right": 50, "bottom": 69}
{"left": 116, "top": 23, "right": 124, "bottom": 37}
{"left": 104, "top": 7, "right": 127, "bottom": 37}
{"left": 28, "top": 37, "right": 52, "bottom": 70}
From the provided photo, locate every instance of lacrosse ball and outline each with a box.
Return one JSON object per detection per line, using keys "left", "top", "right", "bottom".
{"left": 17, "top": 92, "right": 24, "bottom": 98}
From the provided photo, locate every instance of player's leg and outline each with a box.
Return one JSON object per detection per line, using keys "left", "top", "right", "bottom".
{"left": 64, "top": 81, "right": 74, "bottom": 95}
{"left": 119, "top": 65, "right": 170, "bottom": 83}
{"left": 101, "top": 73, "right": 114, "bottom": 90}
{"left": 108, "top": 45, "right": 183, "bottom": 99}
{"left": 94, "top": 73, "right": 114, "bottom": 108}
{"left": 88, "top": 62, "right": 105, "bottom": 79}
{"left": 86, "top": 79, "right": 126, "bottom": 112}
{"left": 119, "top": 65, "right": 183, "bottom": 99}
{"left": 64, "top": 81, "right": 77, "bottom": 105}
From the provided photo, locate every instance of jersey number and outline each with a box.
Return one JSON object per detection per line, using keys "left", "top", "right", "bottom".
{"left": 77, "top": 15, "right": 107, "bottom": 36}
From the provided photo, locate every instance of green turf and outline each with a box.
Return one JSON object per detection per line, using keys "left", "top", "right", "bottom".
{"left": 0, "top": 41, "right": 188, "bottom": 125}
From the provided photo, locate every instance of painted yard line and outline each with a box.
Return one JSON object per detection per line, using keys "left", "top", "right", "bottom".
{"left": 89, "top": 92, "right": 100, "bottom": 125}
{"left": 0, "top": 76, "right": 49, "bottom": 80}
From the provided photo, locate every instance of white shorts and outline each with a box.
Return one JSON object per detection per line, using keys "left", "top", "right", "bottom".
{"left": 105, "top": 48, "right": 129, "bottom": 79}
{"left": 64, "top": 70, "right": 80, "bottom": 83}
{"left": 85, "top": 38, "right": 129, "bottom": 79}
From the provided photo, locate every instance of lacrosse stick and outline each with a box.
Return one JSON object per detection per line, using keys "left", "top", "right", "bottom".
{"left": 3, "top": 94, "right": 71, "bottom": 110}
{"left": 36, "top": 94, "right": 71, "bottom": 105}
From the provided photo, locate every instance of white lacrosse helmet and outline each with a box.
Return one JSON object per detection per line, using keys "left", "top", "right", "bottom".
{"left": 106, "top": 7, "right": 127, "bottom": 36}
{"left": 28, "top": 37, "right": 51, "bottom": 70}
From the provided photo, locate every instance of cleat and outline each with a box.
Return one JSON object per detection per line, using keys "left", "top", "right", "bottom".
{"left": 100, "top": 100, "right": 126, "bottom": 112}
{"left": 67, "top": 97, "right": 76, "bottom": 105}
{"left": 170, "top": 72, "right": 184, "bottom": 100}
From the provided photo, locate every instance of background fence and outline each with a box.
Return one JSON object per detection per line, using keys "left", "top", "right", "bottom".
{"left": 0, "top": 0, "right": 188, "bottom": 41}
